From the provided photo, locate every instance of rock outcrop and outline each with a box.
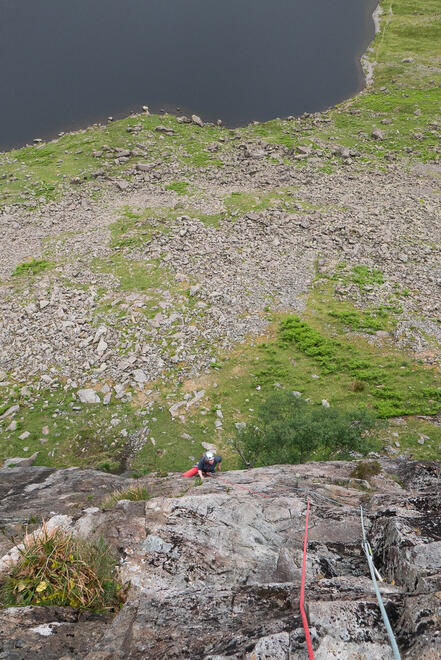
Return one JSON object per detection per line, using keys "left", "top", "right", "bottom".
{"left": 1, "top": 459, "right": 440, "bottom": 658}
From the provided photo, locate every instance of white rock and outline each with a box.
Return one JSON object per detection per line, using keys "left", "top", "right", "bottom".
{"left": 133, "top": 369, "right": 148, "bottom": 383}
{"left": 77, "top": 389, "right": 100, "bottom": 404}
{"left": 3, "top": 452, "right": 38, "bottom": 468}
{"left": 19, "top": 431, "right": 30, "bottom": 440}
{"left": 96, "top": 338, "right": 108, "bottom": 355}
{"left": 322, "top": 399, "right": 330, "bottom": 408}
{"left": 0, "top": 404, "right": 19, "bottom": 420}
{"left": 30, "top": 623, "right": 63, "bottom": 637}
{"left": 93, "top": 326, "right": 107, "bottom": 343}
{"left": 191, "top": 114, "right": 204, "bottom": 127}
{"left": 169, "top": 401, "right": 187, "bottom": 417}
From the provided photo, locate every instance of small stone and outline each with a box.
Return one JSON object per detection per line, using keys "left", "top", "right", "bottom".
{"left": 77, "top": 389, "right": 100, "bottom": 404}
{"left": 133, "top": 369, "right": 148, "bottom": 383}
{"left": 115, "top": 180, "right": 129, "bottom": 191}
{"left": 322, "top": 399, "right": 330, "bottom": 408}
{"left": 371, "top": 128, "right": 385, "bottom": 140}
{"left": 136, "top": 162, "right": 156, "bottom": 172}
{"left": 3, "top": 452, "right": 38, "bottom": 468}
{"left": 19, "top": 431, "right": 30, "bottom": 440}
{"left": 191, "top": 114, "right": 204, "bottom": 127}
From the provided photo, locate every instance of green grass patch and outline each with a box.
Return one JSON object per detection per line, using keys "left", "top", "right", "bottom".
{"left": 109, "top": 206, "right": 172, "bottom": 249}
{"left": 0, "top": 386, "right": 142, "bottom": 471}
{"left": 12, "top": 259, "right": 53, "bottom": 277}
{"left": 278, "top": 308, "right": 441, "bottom": 418}
{"left": 92, "top": 255, "right": 167, "bottom": 292}
{"left": 165, "top": 181, "right": 190, "bottom": 195}
{"left": 328, "top": 307, "right": 390, "bottom": 333}
{"left": 103, "top": 483, "right": 149, "bottom": 509}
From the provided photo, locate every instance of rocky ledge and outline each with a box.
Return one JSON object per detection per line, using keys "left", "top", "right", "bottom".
{"left": 0, "top": 458, "right": 440, "bottom": 659}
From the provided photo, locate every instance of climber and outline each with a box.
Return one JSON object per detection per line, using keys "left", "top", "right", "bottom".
{"left": 182, "top": 450, "right": 222, "bottom": 478}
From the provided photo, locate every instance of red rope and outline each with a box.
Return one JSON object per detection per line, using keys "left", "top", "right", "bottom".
{"left": 300, "top": 500, "right": 315, "bottom": 659}
{"left": 209, "top": 475, "right": 315, "bottom": 656}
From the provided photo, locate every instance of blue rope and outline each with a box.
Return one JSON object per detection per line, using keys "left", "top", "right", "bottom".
{"left": 360, "top": 506, "right": 401, "bottom": 660}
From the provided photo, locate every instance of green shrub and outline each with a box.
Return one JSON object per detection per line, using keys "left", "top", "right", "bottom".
{"left": 96, "top": 459, "right": 122, "bottom": 474}
{"left": 279, "top": 316, "right": 340, "bottom": 373}
{"left": 12, "top": 259, "right": 52, "bottom": 277}
{"left": 352, "top": 379, "right": 366, "bottom": 392}
{"left": 329, "top": 308, "right": 389, "bottom": 333}
{"left": 350, "top": 460, "right": 382, "bottom": 481}
{"left": 0, "top": 525, "right": 126, "bottom": 612}
{"left": 233, "top": 391, "right": 381, "bottom": 467}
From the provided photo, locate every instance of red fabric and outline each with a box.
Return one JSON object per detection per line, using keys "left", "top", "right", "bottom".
{"left": 182, "top": 466, "right": 198, "bottom": 477}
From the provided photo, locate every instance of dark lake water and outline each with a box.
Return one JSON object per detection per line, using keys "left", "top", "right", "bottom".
{"left": 0, "top": 0, "right": 377, "bottom": 151}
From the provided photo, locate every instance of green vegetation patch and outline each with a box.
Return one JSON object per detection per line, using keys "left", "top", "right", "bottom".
{"left": 93, "top": 255, "right": 168, "bottom": 292}
{"left": 103, "top": 483, "right": 149, "bottom": 509}
{"left": 0, "top": 385, "right": 141, "bottom": 471}
{"left": 12, "top": 259, "right": 53, "bottom": 277}
{"left": 165, "top": 181, "right": 191, "bottom": 195}
{"left": 350, "top": 460, "right": 382, "bottom": 482}
{"left": 232, "top": 391, "right": 381, "bottom": 467}
{"left": 0, "top": 526, "right": 126, "bottom": 612}
{"left": 109, "top": 206, "right": 172, "bottom": 249}
{"left": 278, "top": 313, "right": 441, "bottom": 418}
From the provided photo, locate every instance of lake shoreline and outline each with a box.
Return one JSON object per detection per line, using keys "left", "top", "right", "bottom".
{"left": 1, "top": 0, "right": 380, "bottom": 153}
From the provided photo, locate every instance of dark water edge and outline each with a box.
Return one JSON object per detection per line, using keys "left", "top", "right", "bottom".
{"left": 0, "top": 0, "right": 378, "bottom": 152}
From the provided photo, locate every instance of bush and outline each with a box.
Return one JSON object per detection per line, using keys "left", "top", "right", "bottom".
{"left": 350, "top": 460, "right": 382, "bottom": 481}
{"left": 233, "top": 391, "right": 381, "bottom": 467}
{"left": 0, "top": 524, "right": 126, "bottom": 612}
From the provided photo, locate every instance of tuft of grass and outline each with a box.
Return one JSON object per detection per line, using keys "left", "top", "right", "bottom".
{"left": 329, "top": 307, "right": 390, "bottom": 334}
{"left": 103, "top": 483, "right": 149, "bottom": 509}
{"left": 349, "top": 265, "right": 384, "bottom": 290}
{"left": 350, "top": 460, "right": 382, "bottom": 482}
{"left": 12, "top": 259, "right": 53, "bottom": 277}
{"left": 165, "top": 181, "right": 190, "bottom": 195}
{"left": 0, "top": 524, "right": 126, "bottom": 612}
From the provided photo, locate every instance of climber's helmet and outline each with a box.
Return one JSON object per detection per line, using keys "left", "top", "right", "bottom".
{"left": 205, "top": 451, "right": 215, "bottom": 462}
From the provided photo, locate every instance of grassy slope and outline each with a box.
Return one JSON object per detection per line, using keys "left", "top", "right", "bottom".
{"left": 1, "top": 0, "right": 440, "bottom": 473}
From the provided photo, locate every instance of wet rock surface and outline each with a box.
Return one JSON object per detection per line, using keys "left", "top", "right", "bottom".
{"left": 1, "top": 458, "right": 440, "bottom": 658}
